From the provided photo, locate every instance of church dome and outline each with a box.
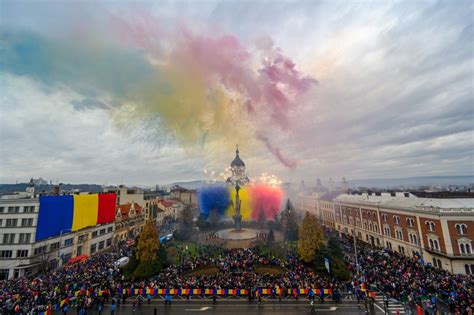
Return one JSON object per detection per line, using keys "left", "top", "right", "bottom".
{"left": 231, "top": 148, "right": 245, "bottom": 167}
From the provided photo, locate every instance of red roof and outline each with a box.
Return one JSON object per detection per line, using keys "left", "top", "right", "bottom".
{"left": 159, "top": 200, "right": 174, "bottom": 207}
{"left": 117, "top": 203, "right": 143, "bottom": 220}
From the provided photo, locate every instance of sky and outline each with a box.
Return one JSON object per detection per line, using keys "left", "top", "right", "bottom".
{"left": 0, "top": 0, "right": 473, "bottom": 186}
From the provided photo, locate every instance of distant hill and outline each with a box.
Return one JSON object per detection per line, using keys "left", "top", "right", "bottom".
{"left": 348, "top": 175, "right": 474, "bottom": 189}
{"left": 0, "top": 183, "right": 102, "bottom": 194}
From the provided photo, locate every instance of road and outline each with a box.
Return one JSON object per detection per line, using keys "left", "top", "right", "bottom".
{"left": 54, "top": 301, "right": 381, "bottom": 314}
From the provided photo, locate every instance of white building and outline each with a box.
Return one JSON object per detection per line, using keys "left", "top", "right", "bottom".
{"left": 0, "top": 187, "right": 114, "bottom": 280}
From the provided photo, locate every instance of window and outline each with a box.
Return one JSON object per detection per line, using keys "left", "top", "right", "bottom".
{"left": 465, "top": 264, "right": 474, "bottom": 275}
{"left": 0, "top": 250, "right": 13, "bottom": 258}
{"left": 90, "top": 244, "right": 97, "bottom": 254}
{"left": 393, "top": 215, "right": 400, "bottom": 225}
{"left": 398, "top": 246, "right": 405, "bottom": 254}
{"left": 98, "top": 241, "right": 105, "bottom": 250}
{"left": 429, "top": 239, "right": 440, "bottom": 251}
{"left": 0, "top": 269, "right": 9, "bottom": 280}
{"left": 6, "top": 219, "right": 18, "bottom": 227}
{"left": 78, "top": 235, "right": 87, "bottom": 243}
{"left": 33, "top": 246, "right": 47, "bottom": 256}
{"left": 50, "top": 242, "right": 60, "bottom": 250}
{"left": 407, "top": 218, "right": 415, "bottom": 228}
{"left": 0, "top": 207, "right": 4, "bottom": 213}
{"left": 16, "top": 250, "right": 28, "bottom": 258}
{"left": 384, "top": 226, "right": 391, "bottom": 237}
{"left": 18, "top": 233, "right": 31, "bottom": 244}
{"left": 100, "top": 229, "right": 106, "bottom": 235}
{"left": 8, "top": 206, "right": 19, "bottom": 213}
{"left": 394, "top": 229, "right": 403, "bottom": 240}
{"left": 107, "top": 227, "right": 113, "bottom": 233}
{"left": 425, "top": 221, "right": 435, "bottom": 232}
{"left": 92, "top": 231, "right": 98, "bottom": 238}
{"left": 459, "top": 243, "right": 472, "bottom": 255}
{"left": 455, "top": 224, "right": 468, "bottom": 235}
{"left": 21, "top": 218, "right": 34, "bottom": 227}
{"left": 64, "top": 238, "right": 73, "bottom": 246}
{"left": 0, "top": 219, "right": 2, "bottom": 227}
{"left": 3, "top": 234, "right": 15, "bottom": 244}
{"left": 374, "top": 224, "right": 378, "bottom": 233}
{"left": 106, "top": 238, "right": 112, "bottom": 247}
{"left": 23, "top": 206, "right": 35, "bottom": 213}
{"left": 369, "top": 223, "right": 373, "bottom": 231}
{"left": 382, "top": 214, "right": 388, "bottom": 222}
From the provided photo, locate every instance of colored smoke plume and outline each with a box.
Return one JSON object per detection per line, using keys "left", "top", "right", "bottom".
{"left": 250, "top": 184, "right": 284, "bottom": 220}
{"left": 197, "top": 185, "right": 230, "bottom": 218}
{"left": 1, "top": 9, "right": 317, "bottom": 168}
{"left": 199, "top": 184, "right": 283, "bottom": 221}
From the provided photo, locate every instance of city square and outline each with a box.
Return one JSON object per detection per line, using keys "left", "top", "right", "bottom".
{"left": 1, "top": 0, "right": 473, "bottom": 314}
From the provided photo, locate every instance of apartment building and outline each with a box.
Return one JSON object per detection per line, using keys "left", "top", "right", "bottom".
{"left": 295, "top": 192, "right": 474, "bottom": 275}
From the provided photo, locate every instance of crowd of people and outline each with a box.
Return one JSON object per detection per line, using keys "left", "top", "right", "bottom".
{"left": 1, "top": 231, "right": 473, "bottom": 314}
{"left": 0, "top": 242, "right": 341, "bottom": 314}
{"left": 337, "top": 233, "right": 474, "bottom": 314}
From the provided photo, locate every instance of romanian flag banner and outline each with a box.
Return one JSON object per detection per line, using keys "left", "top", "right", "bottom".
{"left": 36, "top": 193, "right": 116, "bottom": 241}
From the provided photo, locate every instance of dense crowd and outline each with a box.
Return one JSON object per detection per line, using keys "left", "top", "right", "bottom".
{"left": 338, "top": 233, "right": 474, "bottom": 314}
{"left": 1, "top": 233, "right": 473, "bottom": 314}
{"left": 0, "top": 243, "right": 340, "bottom": 314}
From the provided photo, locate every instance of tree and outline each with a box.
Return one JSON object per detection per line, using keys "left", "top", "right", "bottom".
{"left": 136, "top": 219, "right": 160, "bottom": 262}
{"left": 176, "top": 205, "right": 195, "bottom": 241}
{"left": 257, "top": 207, "right": 267, "bottom": 228}
{"left": 281, "top": 199, "right": 299, "bottom": 241}
{"left": 297, "top": 212, "right": 324, "bottom": 263}
{"left": 267, "top": 226, "right": 275, "bottom": 248}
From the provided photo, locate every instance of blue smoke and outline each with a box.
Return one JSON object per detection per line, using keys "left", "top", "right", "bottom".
{"left": 197, "top": 185, "right": 230, "bottom": 218}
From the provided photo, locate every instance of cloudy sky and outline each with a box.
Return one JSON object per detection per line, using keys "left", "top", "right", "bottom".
{"left": 0, "top": 0, "right": 472, "bottom": 186}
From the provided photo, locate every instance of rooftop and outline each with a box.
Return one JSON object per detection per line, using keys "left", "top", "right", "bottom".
{"left": 335, "top": 193, "right": 474, "bottom": 212}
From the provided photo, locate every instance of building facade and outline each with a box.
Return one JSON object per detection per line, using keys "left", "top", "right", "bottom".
{"left": 103, "top": 185, "right": 144, "bottom": 207}
{"left": 0, "top": 189, "right": 114, "bottom": 280}
{"left": 295, "top": 192, "right": 474, "bottom": 275}
{"left": 113, "top": 203, "right": 145, "bottom": 243}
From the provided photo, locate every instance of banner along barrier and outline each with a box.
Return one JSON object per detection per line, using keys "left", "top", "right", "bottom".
{"left": 72, "top": 288, "right": 334, "bottom": 297}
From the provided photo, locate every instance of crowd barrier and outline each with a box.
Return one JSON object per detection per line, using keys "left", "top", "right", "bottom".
{"left": 72, "top": 288, "right": 334, "bottom": 297}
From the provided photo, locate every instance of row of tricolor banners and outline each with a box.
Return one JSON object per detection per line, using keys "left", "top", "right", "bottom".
{"left": 36, "top": 194, "right": 116, "bottom": 241}
{"left": 71, "top": 288, "right": 335, "bottom": 297}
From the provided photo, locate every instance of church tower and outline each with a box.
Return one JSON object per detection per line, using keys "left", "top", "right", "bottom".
{"left": 230, "top": 146, "right": 246, "bottom": 180}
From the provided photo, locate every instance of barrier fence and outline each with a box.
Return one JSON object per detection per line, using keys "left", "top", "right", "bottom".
{"left": 71, "top": 288, "right": 335, "bottom": 297}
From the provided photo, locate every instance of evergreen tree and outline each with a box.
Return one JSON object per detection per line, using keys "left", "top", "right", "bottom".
{"left": 257, "top": 207, "right": 267, "bottom": 227}
{"left": 176, "top": 205, "right": 195, "bottom": 241}
{"left": 267, "top": 226, "right": 275, "bottom": 248}
{"left": 281, "top": 199, "right": 299, "bottom": 241}
{"left": 297, "top": 212, "right": 324, "bottom": 263}
{"left": 136, "top": 219, "right": 160, "bottom": 262}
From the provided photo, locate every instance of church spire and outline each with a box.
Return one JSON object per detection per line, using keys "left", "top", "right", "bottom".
{"left": 236, "top": 144, "right": 239, "bottom": 156}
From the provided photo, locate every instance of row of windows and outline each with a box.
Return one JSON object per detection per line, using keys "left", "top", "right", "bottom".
{"left": 0, "top": 218, "right": 34, "bottom": 228}
{"left": 0, "top": 250, "right": 29, "bottom": 258}
{"left": 0, "top": 206, "right": 36, "bottom": 213}
{"left": 90, "top": 238, "right": 112, "bottom": 254}
{"left": 1, "top": 233, "right": 31, "bottom": 244}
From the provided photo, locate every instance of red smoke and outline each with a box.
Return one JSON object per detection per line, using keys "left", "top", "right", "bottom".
{"left": 257, "top": 134, "right": 298, "bottom": 169}
{"left": 250, "top": 184, "right": 284, "bottom": 221}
